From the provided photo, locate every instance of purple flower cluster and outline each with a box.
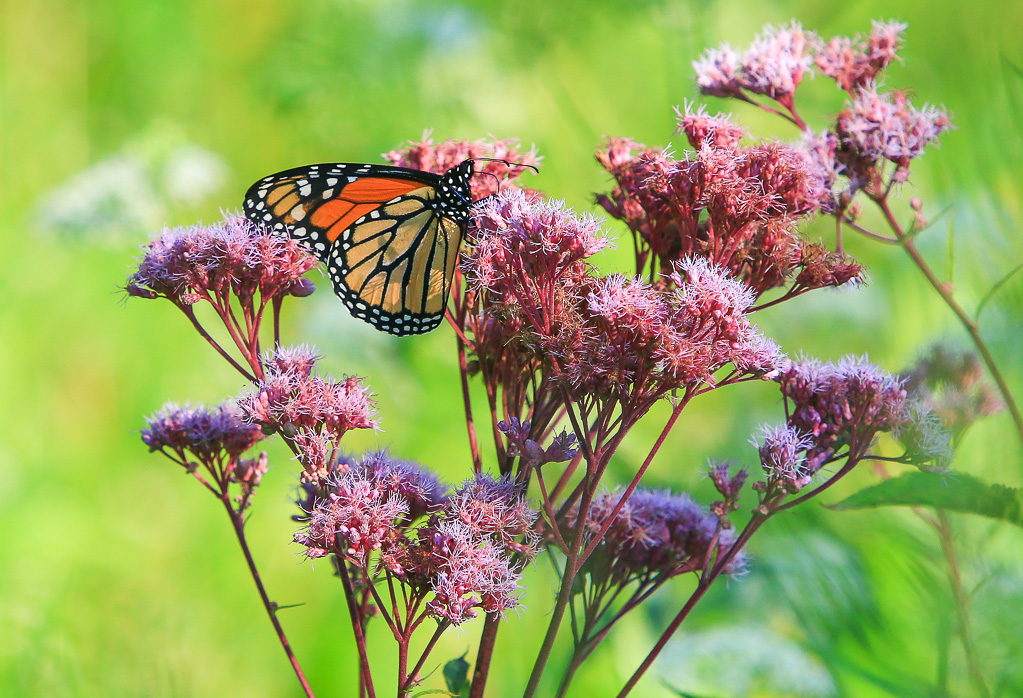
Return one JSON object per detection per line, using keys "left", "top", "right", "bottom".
{"left": 446, "top": 475, "right": 540, "bottom": 555}
{"left": 813, "top": 20, "right": 907, "bottom": 92}
{"left": 143, "top": 402, "right": 264, "bottom": 461}
{"left": 693, "top": 20, "right": 952, "bottom": 196}
{"left": 296, "top": 468, "right": 410, "bottom": 562}
{"left": 499, "top": 418, "right": 578, "bottom": 467}
{"left": 463, "top": 191, "right": 782, "bottom": 401}
{"left": 777, "top": 356, "right": 907, "bottom": 473}
{"left": 349, "top": 450, "right": 448, "bottom": 521}
{"left": 127, "top": 214, "right": 316, "bottom": 305}
{"left": 836, "top": 84, "right": 953, "bottom": 182}
{"left": 754, "top": 424, "right": 816, "bottom": 491}
{"left": 142, "top": 403, "right": 268, "bottom": 503}
{"left": 595, "top": 108, "right": 860, "bottom": 295}
{"left": 423, "top": 521, "right": 523, "bottom": 624}
{"left": 574, "top": 488, "right": 746, "bottom": 583}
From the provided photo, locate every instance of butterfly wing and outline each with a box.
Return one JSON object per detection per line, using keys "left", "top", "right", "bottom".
{"left": 243, "top": 163, "right": 466, "bottom": 335}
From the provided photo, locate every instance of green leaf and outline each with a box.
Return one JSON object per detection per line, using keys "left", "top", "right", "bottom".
{"left": 411, "top": 690, "right": 456, "bottom": 698}
{"left": 443, "top": 652, "right": 470, "bottom": 696}
{"left": 828, "top": 471, "right": 1023, "bottom": 527}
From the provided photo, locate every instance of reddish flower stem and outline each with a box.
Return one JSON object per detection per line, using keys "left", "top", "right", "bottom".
{"left": 339, "top": 563, "right": 377, "bottom": 698}
{"left": 577, "top": 397, "right": 688, "bottom": 568}
{"left": 522, "top": 391, "right": 600, "bottom": 698}
{"left": 401, "top": 621, "right": 450, "bottom": 696}
{"left": 221, "top": 497, "right": 315, "bottom": 698}
{"left": 177, "top": 304, "right": 255, "bottom": 381}
{"left": 468, "top": 613, "right": 502, "bottom": 698}
{"left": 449, "top": 310, "right": 483, "bottom": 474}
{"left": 615, "top": 511, "right": 769, "bottom": 697}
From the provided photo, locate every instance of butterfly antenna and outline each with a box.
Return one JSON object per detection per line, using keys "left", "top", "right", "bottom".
{"left": 473, "top": 157, "right": 540, "bottom": 175}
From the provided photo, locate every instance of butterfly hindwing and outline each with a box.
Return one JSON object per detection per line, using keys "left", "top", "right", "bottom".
{"left": 243, "top": 160, "right": 473, "bottom": 336}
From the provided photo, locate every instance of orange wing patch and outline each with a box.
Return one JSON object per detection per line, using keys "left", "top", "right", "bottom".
{"left": 341, "top": 177, "right": 424, "bottom": 203}
{"left": 307, "top": 178, "right": 428, "bottom": 243}
{"left": 309, "top": 200, "right": 381, "bottom": 242}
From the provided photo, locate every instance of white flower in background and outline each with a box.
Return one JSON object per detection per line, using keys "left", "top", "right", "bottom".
{"left": 35, "top": 125, "right": 229, "bottom": 244}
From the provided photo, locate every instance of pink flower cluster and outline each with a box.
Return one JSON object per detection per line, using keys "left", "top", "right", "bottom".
{"left": 693, "top": 22, "right": 811, "bottom": 104}
{"left": 595, "top": 108, "right": 858, "bottom": 295}
{"left": 296, "top": 468, "right": 410, "bottom": 563}
{"left": 348, "top": 450, "right": 448, "bottom": 521}
{"left": 814, "top": 20, "right": 907, "bottom": 92}
{"left": 423, "top": 521, "right": 523, "bottom": 624}
{"left": 237, "top": 346, "right": 378, "bottom": 478}
{"left": 295, "top": 468, "right": 537, "bottom": 626}
{"left": 693, "top": 19, "right": 952, "bottom": 194}
{"left": 463, "top": 191, "right": 782, "bottom": 401}
{"left": 127, "top": 214, "right": 316, "bottom": 305}
{"left": 383, "top": 133, "right": 542, "bottom": 200}
{"left": 836, "top": 84, "right": 953, "bottom": 180}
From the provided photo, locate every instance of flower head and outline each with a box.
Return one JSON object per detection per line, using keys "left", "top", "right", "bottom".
{"left": 445, "top": 475, "right": 539, "bottom": 556}
{"left": 128, "top": 214, "right": 316, "bottom": 305}
{"left": 675, "top": 103, "right": 746, "bottom": 151}
{"left": 814, "top": 20, "right": 908, "bottom": 92}
{"left": 142, "top": 402, "right": 264, "bottom": 461}
{"left": 466, "top": 189, "right": 610, "bottom": 293}
{"left": 349, "top": 450, "right": 448, "bottom": 521}
{"left": 574, "top": 489, "right": 744, "bottom": 582}
{"left": 837, "top": 83, "right": 953, "bottom": 175}
{"left": 384, "top": 134, "right": 541, "bottom": 200}
{"left": 595, "top": 128, "right": 832, "bottom": 294}
{"left": 894, "top": 401, "right": 953, "bottom": 471}
{"left": 694, "top": 22, "right": 811, "bottom": 103}
{"left": 294, "top": 468, "right": 409, "bottom": 564}
{"left": 238, "top": 347, "right": 377, "bottom": 479}
{"left": 778, "top": 356, "right": 907, "bottom": 468}
{"left": 754, "top": 423, "right": 816, "bottom": 491}
{"left": 424, "top": 521, "right": 523, "bottom": 625}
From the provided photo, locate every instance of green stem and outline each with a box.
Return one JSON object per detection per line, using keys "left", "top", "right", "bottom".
{"left": 872, "top": 195, "right": 1023, "bottom": 449}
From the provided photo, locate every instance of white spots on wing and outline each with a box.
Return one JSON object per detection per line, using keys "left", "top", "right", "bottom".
{"left": 290, "top": 205, "right": 306, "bottom": 221}
{"left": 326, "top": 178, "right": 338, "bottom": 187}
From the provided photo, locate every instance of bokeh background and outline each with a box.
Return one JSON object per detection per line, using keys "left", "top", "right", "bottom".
{"left": 2, "top": 0, "right": 1022, "bottom": 696}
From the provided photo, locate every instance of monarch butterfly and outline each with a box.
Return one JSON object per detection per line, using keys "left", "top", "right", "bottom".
{"left": 243, "top": 160, "right": 475, "bottom": 336}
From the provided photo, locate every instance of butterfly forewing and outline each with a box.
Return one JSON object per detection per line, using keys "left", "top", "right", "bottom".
{"left": 243, "top": 160, "right": 473, "bottom": 336}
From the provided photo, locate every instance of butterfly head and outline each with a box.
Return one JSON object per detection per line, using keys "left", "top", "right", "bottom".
{"left": 436, "top": 160, "right": 475, "bottom": 222}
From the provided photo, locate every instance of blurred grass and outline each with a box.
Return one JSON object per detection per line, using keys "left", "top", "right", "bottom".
{"left": 1, "top": 0, "right": 1022, "bottom": 696}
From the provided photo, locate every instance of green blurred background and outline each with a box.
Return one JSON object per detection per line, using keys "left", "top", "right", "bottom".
{"left": 2, "top": 0, "right": 1022, "bottom": 696}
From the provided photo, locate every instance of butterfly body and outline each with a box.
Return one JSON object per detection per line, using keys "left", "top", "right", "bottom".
{"left": 244, "top": 160, "right": 474, "bottom": 335}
